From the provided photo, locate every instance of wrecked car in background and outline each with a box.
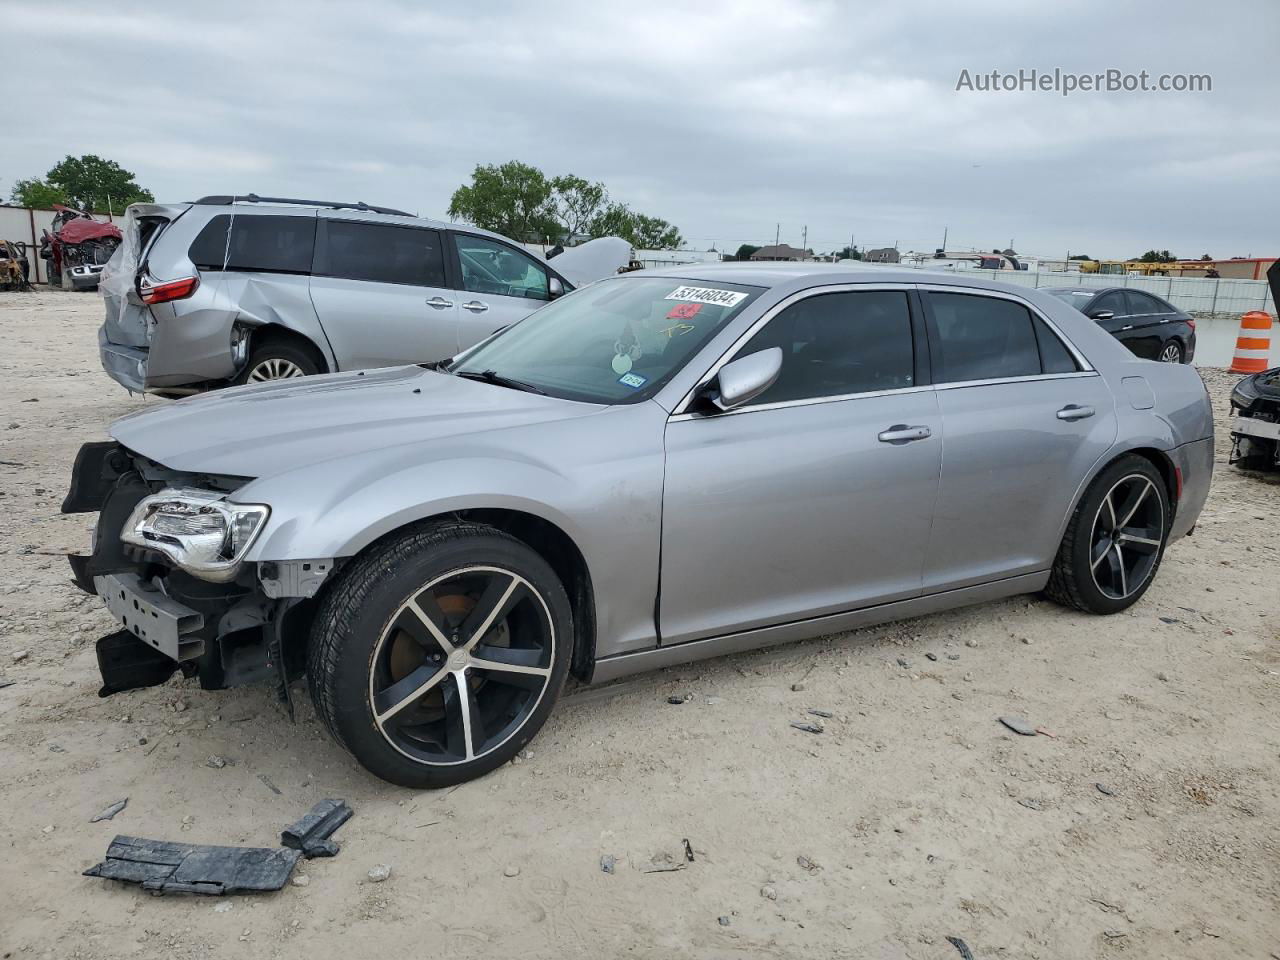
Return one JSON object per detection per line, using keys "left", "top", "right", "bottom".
{"left": 42, "top": 206, "right": 122, "bottom": 291}
{"left": 98, "top": 194, "right": 631, "bottom": 395}
{"left": 1228, "top": 261, "right": 1280, "bottom": 471}
{"left": 66, "top": 264, "right": 1213, "bottom": 788}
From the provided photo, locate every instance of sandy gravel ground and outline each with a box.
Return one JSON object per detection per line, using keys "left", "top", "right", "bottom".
{"left": 0, "top": 291, "right": 1277, "bottom": 960}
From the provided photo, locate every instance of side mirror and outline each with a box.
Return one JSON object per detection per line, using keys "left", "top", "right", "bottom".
{"left": 548, "top": 277, "right": 565, "bottom": 299}
{"left": 1089, "top": 310, "right": 1114, "bottom": 321}
{"left": 708, "top": 347, "right": 783, "bottom": 411}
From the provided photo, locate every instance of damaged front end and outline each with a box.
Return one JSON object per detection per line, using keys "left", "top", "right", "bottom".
{"left": 1229, "top": 261, "right": 1280, "bottom": 471}
{"left": 63, "top": 442, "right": 331, "bottom": 712}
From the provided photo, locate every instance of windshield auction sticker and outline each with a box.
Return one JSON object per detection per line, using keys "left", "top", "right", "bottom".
{"left": 665, "top": 285, "right": 747, "bottom": 308}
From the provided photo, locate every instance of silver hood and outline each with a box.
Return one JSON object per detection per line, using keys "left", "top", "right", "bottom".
{"left": 110, "top": 365, "right": 602, "bottom": 477}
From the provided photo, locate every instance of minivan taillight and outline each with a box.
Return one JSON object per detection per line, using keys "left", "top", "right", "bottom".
{"left": 140, "top": 275, "right": 199, "bottom": 305}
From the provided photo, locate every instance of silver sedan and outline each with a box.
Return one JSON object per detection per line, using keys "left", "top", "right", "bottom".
{"left": 66, "top": 263, "right": 1213, "bottom": 787}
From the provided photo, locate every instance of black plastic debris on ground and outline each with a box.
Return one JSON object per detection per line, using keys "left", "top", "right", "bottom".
{"left": 84, "top": 836, "right": 301, "bottom": 895}
{"left": 946, "top": 935, "right": 976, "bottom": 959}
{"left": 281, "top": 799, "right": 353, "bottom": 859}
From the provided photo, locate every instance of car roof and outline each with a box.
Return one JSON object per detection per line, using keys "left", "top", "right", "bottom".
{"left": 629, "top": 260, "right": 1063, "bottom": 299}
{"left": 1043, "top": 286, "right": 1107, "bottom": 296}
{"left": 180, "top": 200, "right": 525, "bottom": 247}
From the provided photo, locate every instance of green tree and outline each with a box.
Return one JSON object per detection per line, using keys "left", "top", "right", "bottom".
{"left": 630, "top": 213, "right": 681, "bottom": 250}
{"left": 550, "top": 175, "right": 607, "bottom": 237}
{"left": 1136, "top": 249, "right": 1177, "bottom": 263}
{"left": 447, "top": 161, "right": 561, "bottom": 242}
{"left": 836, "top": 245, "right": 862, "bottom": 260}
{"left": 1068, "top": 254, "right": 1092, "bottom": 261}
{"left": 734, "top": 243, "right": 761, "bottom": 261}
{"left": 10, "top": 177, "right": 68, "bottom": 209}
{"left": 586, "top": 202, "right": 637, "bottom": 241}
{"left": 43, "top": 155, "right": 153, "bottom": 212}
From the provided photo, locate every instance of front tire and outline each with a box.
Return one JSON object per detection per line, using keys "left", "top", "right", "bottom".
{"left": 307, "top": 522, "right": 573, "bottom": 788}
{"left": 1045, "top": 455, "right": 1170, "bottom": 614}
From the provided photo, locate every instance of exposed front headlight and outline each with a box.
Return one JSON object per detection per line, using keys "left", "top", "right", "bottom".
{"left": 121, "top": 488, "right": 269, "bottom": 582}
{"left": 1230, "top": 375, "right": 1259, "bottom": 409}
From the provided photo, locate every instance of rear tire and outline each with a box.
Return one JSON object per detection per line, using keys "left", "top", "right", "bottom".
{"left": 307, "top": 522, "right": 573, "bottom": 788}
{"left": 235, "top": 337, "right": 322, "bottom": 384}
{"left": 1159, "top": 340, "right": 1184, "bottom": 363}
{"left": 1045, "top": 455, "right": 1170, "bottom": 614}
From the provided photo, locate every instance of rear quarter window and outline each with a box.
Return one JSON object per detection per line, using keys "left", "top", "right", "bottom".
{"left": 188, "top": 214, "right": 316, "bottom": 274}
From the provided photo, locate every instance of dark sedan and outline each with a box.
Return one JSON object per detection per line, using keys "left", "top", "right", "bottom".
{"left": 1045, "top": 287, "right": 1196, "bottom": 363}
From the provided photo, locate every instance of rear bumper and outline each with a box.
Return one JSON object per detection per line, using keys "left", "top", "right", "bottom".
{"left": 1169, "top": 436, "right": 1213, "bottom": 542}
{"left": 99, "top": 326, "right": 149, "bottom": 393}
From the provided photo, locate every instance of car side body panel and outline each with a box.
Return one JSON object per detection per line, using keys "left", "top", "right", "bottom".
{"left": 102, "top": 264, "right": 1215, "bottom": 678}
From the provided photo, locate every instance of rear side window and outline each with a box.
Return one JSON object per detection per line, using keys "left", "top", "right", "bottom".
{"left": 1125, "top": 291, "right": 1166, "bottom": 315}
{"left": 926, "top": 293, "right": 1040, "bottom": 382}
{"left": 1033, "top": 317, "right": 1080, "bottom": 374}
{"left": 737, "top": 290, "right": 915, "bottom": 405}
{"left": 315, "top": 220, "right": 446, "bottom": 287}
{"left": 188, "top": 215, "right": 315, "bottom": 274}
{"left": 1091, "top": 291, "right": 1127, "bottom": 316}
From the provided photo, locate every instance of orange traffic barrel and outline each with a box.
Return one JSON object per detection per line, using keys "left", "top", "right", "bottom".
{"left": 1229, "top": 311, "right": 1274, "bottom": 374}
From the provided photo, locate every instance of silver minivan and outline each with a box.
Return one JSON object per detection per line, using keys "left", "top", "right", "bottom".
{"left": 98, "top": 195, "right": 628, "bottom": 394}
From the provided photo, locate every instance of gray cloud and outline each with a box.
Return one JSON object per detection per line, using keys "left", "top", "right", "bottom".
{"left": 6, "top": 0, "right": 1277, "bottom": 258}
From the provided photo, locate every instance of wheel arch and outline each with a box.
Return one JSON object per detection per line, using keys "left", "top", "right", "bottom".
{"left": 1059, "top": 443, "right": 1180, "bottom": 545}
{"left": 304, "top": 508, "right": 597, "bottom": 684}
{"left": 239, "top": 322, "right": 330, "bottom": 373}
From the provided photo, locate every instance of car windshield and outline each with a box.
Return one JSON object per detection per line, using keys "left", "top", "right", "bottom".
{"left": 448, "top": 276, "right": 763, "bottom": 403}
{"left": 1045, "top": 289, "right": 1096, "bottom": 313}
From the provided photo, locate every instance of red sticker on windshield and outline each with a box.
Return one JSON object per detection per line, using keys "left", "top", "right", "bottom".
{"left": 666, "top": 303, "right": 702, "bottom": 320}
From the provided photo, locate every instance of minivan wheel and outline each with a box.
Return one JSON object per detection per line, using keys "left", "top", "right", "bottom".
{"left": 307, "top": 521, "right": 573, "bottom": 788}
{"left": 236, "top": 339, "right": 321, "bottom": 384}
{"left": 1045, "top": 455, "right": 1170, "bottom": 614}
{"left": 1159, "top": 340, "right": 1184, "bottom": 363}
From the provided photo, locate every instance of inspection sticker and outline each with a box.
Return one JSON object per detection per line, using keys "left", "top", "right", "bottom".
{"left": 665, "top": 285, "right": 747, "bottom": 308}
{"left": 666, "top": 302, "right": 703, "bottom": 320}
{"left": 618, "top": 372, "right": 648, "bottom": 389}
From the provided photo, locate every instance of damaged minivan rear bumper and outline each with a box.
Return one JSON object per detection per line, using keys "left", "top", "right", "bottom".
{"left": 99, "top": 327, "right": 150, "bottom": 393}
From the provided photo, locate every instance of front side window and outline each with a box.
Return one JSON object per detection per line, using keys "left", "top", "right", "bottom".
{"left": 1091, "top": 291, "right": 1127, "bottom": 317}
{"left": 735, "top": 291, "right": 915, "bottom": 406}
{"left": 927, "top": 292, "right": 1041, "bottom": 383}
{"left": 455, "top": 234, "right": 549, "bottom": 300}
{"left": 314, "top": 220, "right": 446, "bottom": 287}
{"left": 188, "top": 214, "right": 315, "bottom": 274}
{"left": 450, "top": 276, "right": 761, "bottom": 403}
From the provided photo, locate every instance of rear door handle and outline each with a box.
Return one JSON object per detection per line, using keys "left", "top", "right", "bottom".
{"left": 461, "top": 300, "right": 489, "bottom": 313}
{"left": 877, "top": 424, "right": 932, "bottom": 444}
{"left": 425, "top": 297, "right": 453, "bottom": 309}
{"left": 1057, "top": 404, "right": 1095, "bottom": 421}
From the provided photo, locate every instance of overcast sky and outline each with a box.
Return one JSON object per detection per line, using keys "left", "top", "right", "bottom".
{"left": 6, "top": 1, "right": 1277, "bottom": 259}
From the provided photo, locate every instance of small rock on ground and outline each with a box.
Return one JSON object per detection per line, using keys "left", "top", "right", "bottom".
{"left": 367, "top": 864, "right": 391, "bottom": 882}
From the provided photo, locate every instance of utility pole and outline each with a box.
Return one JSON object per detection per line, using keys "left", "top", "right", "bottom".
{"left": 801, "top": 225, "right": 807, "bottom": 254}
{"left": 941, "top": 226, "right": 948, "bottom": 252}
{"left": 849, "top": 231, "right": 855, "bottom": 259}
{"left": 775, "top": 223, "right": 780, "bottom": 247}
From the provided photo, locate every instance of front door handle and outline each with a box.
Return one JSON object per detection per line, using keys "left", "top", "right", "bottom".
{"left": 877, "top": 424, "right": 932, "bottom": 444}
{"left": 425, "top": 296, "right": 453, "bottom": 309}
{"left": 1057, "top": 404, "right": 1095, "bottom": 421}
{"left": 461, "top": 300, "right": 489, "bottom": 313}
